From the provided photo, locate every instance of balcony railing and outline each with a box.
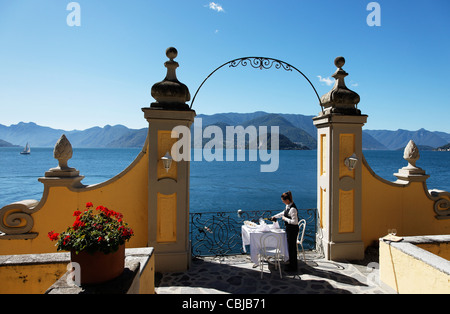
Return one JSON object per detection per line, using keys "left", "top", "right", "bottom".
{"left": 189, "top": 209, "right": 319, "bottom": 258}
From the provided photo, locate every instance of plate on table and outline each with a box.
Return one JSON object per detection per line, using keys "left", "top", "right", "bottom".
{"left": 244, "top": 221, "right": 258, "bottom": 228}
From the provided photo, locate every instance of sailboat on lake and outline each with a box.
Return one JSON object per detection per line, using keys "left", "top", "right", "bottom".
{"left": 20, "top": 142, "right": 31, "bottom": 155}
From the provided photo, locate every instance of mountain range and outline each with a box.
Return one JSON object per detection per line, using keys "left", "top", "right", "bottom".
{"left": 1, "top": 112, "right": 449, "bottom": 151}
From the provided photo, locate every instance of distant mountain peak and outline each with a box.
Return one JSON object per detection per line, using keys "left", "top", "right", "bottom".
{"left": 1, "top": 113, "right": 449, "bottom": 150}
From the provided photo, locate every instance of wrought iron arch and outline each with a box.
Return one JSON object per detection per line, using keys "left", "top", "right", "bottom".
{"left": 190, "top": 56, "right": 323, "bottom": 112}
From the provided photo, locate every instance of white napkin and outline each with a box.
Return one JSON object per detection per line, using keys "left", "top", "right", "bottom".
{"left": 257, "top": 224, "right": 271, "bottom": 232}
{"left": 269, "top": 221, "right": 280, "bottom": 229}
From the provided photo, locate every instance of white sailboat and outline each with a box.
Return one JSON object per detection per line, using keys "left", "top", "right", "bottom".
{"left": 20, "top": 142, "right": 31, "bottom": 155}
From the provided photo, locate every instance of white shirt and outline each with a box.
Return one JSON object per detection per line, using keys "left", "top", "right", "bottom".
{"left": 273, "top": 203, "right": 299, "bottom": 225}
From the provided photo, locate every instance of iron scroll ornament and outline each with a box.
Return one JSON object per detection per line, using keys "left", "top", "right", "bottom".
{"left": 189, "top": 56, "right": 324, "bottom": 112}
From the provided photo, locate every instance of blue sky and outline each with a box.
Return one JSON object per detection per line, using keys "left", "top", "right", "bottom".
{"left": 0, "top": 0, "right": 449, "bottom": 132}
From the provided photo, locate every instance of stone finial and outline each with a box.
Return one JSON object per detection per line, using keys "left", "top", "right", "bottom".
{"left": 150, "top": 47, "right": 191, "bottom": 110}
{"left": 45, "top": 134, "right": 80, "bottom": 177}
{"left": 394, "top": 139, "right": 428, "bottom": 182}
{"left": 320, "top": 57, "right": 361, "bottom": 115}
{"left": 54, "top": 134, "right": 73, "bottom": 169}
{"left": 403, "top": 140, "right": 420, "bottom": 168}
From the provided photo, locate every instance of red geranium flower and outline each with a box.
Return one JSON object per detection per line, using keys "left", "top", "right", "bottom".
{"left": 48, "top": 202, "right": 133, "bottom": 254}
{"left": 72, "top": 220, "right": 85, "bottom": 230}
{"left": 48, "top": 230, "right": 59, "bottom": 241}
{"left": 63, "top": 235, "right": 71, "bottom": 245}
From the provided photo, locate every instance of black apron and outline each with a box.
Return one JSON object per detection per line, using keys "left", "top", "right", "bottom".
{"left": 284, "top": 203, "right": 299, "bottom": 269}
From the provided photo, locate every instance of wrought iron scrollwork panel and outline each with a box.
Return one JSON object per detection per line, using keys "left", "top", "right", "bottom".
{"left": 228, "top": 57, "right": 293, "bottom": 72}
{"left": 190, "top": 209, "right": 317, "bottom": 258}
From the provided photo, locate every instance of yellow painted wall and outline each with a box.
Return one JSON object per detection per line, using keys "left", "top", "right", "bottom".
{"left": 0, "top": 144, "right": 149, "bottom": 255}
{"left": 339, "top": 189, "right": 354, "bottom": 233}
{"left": 0, "top": 251, "right": 155, "bottom": 294}
{"left": 361, "top": 157, "right": 450, "bottom": 248}
{"left": 416, "top": 242, "right": 450, "bottom": 261}
{"left": 157, "top": 192, "right": 177, "bottom": 243}
{"left": 339, "top": 134, "right": 355, "bottom": 180}
{"left": 157, "top": 130, "right": 178, "bottom": 181}
{"left": 320, "top": 134, "right": 327, "bottom": 176}
{"left": 379, "top": 241, "right": 450, "bottom": 294}
{"left": 139, "top": 253, "right": 155, "bottom": 294}
{"left": 0, "top": 262, "right": 67, "bottom": 294}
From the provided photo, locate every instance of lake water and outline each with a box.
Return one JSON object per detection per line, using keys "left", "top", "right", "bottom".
{"left": 0, "top": 147, "right": 449, "bottom": 211}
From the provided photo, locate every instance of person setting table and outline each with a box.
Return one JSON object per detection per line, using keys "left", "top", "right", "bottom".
{"left": 270, "top": 191, "right": 299, "bottom": 272}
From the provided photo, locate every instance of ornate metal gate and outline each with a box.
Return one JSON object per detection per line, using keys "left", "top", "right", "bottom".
{"left": 190, "top": 56, "right": 323, "bottom": 112}
{"left": 189, "top": 57, "right": 322, "bottom": 258}
{"left": 189, "top": 209, "right": 318, "bottom": 258}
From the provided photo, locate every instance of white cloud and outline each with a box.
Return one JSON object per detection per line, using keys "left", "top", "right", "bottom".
{"left": 317, "top": 75, "right": 334, "bottom": 86}
{"left": 207, "top": 2, "right": 225, "bottom": 13}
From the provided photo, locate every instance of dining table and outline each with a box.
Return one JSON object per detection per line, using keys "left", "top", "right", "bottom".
{"left": 241, "top": 223, "right": 289, "bottom": 264}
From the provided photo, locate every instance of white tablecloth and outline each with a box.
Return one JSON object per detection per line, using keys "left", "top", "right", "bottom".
{"left": 241, "top": 225, "right": 289, "bottom": 264}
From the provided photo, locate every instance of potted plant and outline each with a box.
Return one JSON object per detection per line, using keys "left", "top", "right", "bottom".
{"left": 48, "top": 202, "right": 134, "bottom": 285}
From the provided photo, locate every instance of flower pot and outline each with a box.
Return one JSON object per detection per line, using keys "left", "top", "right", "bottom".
{"left": 70, "top": 244, "right": 125, "bottom": 285}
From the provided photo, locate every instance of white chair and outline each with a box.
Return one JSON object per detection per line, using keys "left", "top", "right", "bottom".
{"left": 259, "top": 233, "right": 283, "bottom": 279}
{"left": 297, "top": 219, "right": 306, "bottom": 262}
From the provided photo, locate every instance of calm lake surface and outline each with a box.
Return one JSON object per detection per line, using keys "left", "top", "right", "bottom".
{"left": 0, "top": 147, "right": 449, "bottom": 211}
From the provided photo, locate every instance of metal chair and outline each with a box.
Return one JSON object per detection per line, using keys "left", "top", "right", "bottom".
{"left": 297, "top": 219, "right": 306, "bottom": 262}
{"left": 259, "top": 233, "right": 283, "bottom": 279}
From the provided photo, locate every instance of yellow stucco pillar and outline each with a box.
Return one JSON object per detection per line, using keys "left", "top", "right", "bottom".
{"left": 142, "top": 47, "right": 196, "bottom": 272}
{"left": 313, "top": 57, "right": 367, "bottom": 261}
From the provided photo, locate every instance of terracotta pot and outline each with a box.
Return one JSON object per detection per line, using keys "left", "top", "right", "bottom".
{"left": 70, "top": 244, "right": 125, "bottom": 285}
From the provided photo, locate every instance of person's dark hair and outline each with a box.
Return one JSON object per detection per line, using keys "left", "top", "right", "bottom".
{"left": 281, "top": 191, "right": 293, "bottom": 202}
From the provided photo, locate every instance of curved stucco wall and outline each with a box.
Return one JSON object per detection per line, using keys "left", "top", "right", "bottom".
{"left": 361, "top": 155, "right": 450, "bottom": 249}
{"left": 0, "top": 140, "right": 149, "bottom": 255}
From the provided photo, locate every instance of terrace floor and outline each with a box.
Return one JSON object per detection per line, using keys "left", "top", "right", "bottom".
{"left": 155, "top": 248, "right": 393, "bottom": 294}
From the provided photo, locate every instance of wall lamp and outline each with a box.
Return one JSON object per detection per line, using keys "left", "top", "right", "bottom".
{"left": 161, "top": 151, "right": 173, "bottom": 172}
{"left": 344, "top": 153, "right": 358, "bottom": 171}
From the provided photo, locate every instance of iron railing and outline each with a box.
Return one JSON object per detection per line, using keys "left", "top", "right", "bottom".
{"left": 189, "top": 209, "right": 318, "bottom": 258}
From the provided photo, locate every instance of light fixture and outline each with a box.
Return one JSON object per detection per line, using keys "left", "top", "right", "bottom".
{"left": 344, "top": 153, "right": 358, "bottom": 171}
{"left": 161, "top": 151, "right": 173, "bottom": 172}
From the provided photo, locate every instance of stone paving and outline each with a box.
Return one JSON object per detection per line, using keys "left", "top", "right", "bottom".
{"left": 155, "top": 251, "right": 393, "bottom": 294}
